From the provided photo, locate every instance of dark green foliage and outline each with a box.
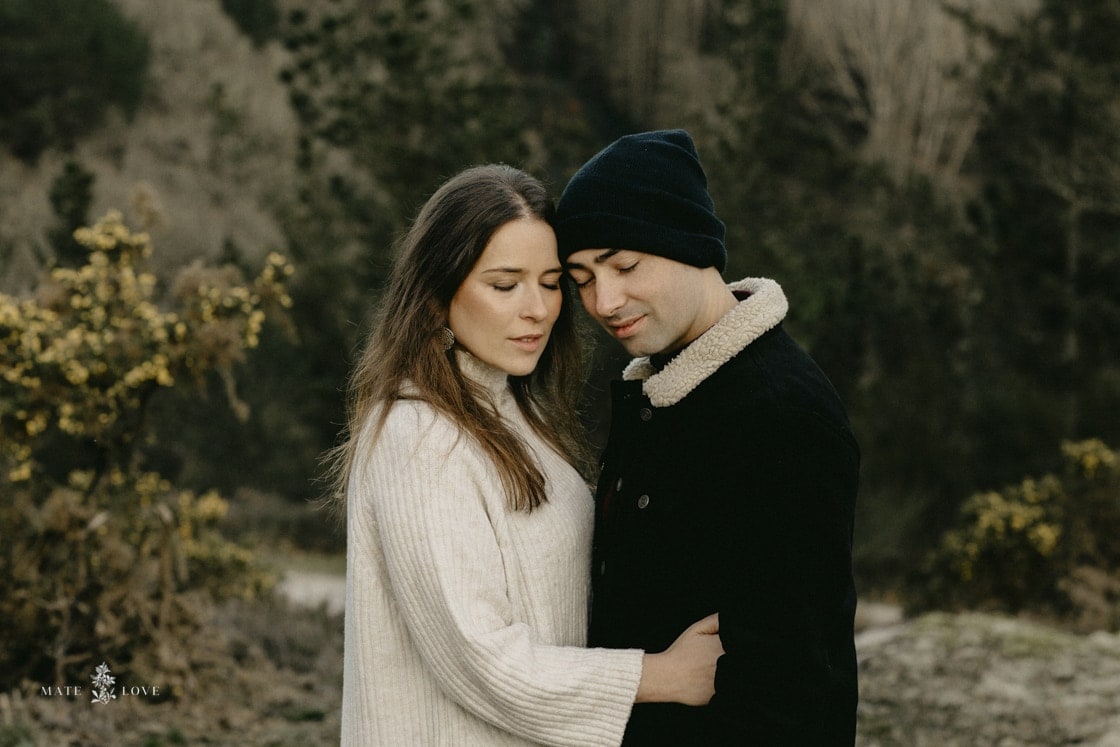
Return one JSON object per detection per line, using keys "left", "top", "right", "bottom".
{"left": 0, "top": 0, "right": 149, "bottom": 161}
{"left": 962, "top": 0, "right": 1120, "bottom": 456}
{"left": 219, "top": 0, "right": 281, "bottom": 46}
{"left": 47, "top": 160, "right": 95, "bottom": 267}
{"left": 283, "top": 0, "right": 541, "bottom": 219}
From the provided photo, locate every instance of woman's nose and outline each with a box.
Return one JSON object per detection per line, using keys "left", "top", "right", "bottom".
{"left": 521, "top": 286, "right": 549, "bottom": 320}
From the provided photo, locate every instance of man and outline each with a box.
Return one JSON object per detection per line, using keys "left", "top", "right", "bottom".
{"left": 556, "top": 130, "right": 860, "bottom": 744}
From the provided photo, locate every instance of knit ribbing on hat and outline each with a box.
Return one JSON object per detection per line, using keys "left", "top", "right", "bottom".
{"left": 555, "top": 130, "right": 727, "bottom": 272}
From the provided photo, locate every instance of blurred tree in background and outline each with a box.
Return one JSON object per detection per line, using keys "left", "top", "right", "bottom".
{"left": 0, "top": 0, "right": 1117, "bottom": 603}
{"left": 0, "top": 0, "right": 149, "bottom": 161}
{"left": 46, "top": 161, "right": 97, "bottom": 269}
{"left": 960, "top": 0, "right": 1120, "bottom": 484}
{"left": 0, "top": 213, "right": 290, "bottom": 690}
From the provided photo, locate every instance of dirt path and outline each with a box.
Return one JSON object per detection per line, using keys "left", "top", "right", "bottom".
{"left": 277, "top": 569, "right": 345, "bottom": 615}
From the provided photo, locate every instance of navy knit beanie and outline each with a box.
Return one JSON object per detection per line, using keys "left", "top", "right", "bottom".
{"left": 555, "top": 129, "right": 726, "bottom": 272}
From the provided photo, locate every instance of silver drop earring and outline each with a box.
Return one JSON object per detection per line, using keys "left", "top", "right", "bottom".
{"left": 437, "top": 326, "right": 455, "bottom": 351}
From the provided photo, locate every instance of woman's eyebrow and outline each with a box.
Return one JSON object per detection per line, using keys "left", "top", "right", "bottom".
{"left": 481, "top": 266, "right": 563, "bottom": 275}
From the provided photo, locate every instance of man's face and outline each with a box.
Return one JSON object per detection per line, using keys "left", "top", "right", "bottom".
{"left": 565, "top": 249, "right": 710, "bottom": 357}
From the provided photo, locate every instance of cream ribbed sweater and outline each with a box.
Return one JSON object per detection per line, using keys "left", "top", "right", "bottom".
{"left": 341, "top": 353, "right": 644, "bottom": 745}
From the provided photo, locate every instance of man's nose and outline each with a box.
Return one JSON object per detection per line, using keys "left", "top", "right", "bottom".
{"left": 594, "top": 277, "right": 625, "bottom": 318}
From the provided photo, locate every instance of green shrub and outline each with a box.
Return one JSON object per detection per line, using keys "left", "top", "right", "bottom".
{"left": 913, "top": 439, "right": 1120, "bottom": 629}
{"left": 0, "top": 212, "right": 292, "bottom": 691}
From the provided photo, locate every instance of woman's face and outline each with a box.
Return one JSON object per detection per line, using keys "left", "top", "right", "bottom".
{"left": 448, "top": 217, "right": 563, "bottom": 377}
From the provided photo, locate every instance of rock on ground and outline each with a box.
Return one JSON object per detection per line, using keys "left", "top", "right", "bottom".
{"left": 857, "top": 612, "right": 1120, "bottom": 746}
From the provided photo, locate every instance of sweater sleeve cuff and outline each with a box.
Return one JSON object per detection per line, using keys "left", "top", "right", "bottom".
{"left": 572, "top": 647, "right": 644, "bottom": 746}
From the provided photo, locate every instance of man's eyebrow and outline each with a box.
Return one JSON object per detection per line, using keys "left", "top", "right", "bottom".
{"left": 566, "top": 249, "right": 621, "bottom": 269}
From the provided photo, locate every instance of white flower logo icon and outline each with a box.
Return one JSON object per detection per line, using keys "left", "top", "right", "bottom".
{"left": 90, "top": 662, "right": 116, "bottom": 705}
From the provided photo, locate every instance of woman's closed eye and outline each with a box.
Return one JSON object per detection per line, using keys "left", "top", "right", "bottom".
{"left": 492, "top": 277, "right": 560, "bottom": 292}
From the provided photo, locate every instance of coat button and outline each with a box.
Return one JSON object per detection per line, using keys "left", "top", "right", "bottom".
{"left": 599, "top": 560, "right": 607, "bottom": 576}
{"left": 639, "top": 407, "right": 653, "bottom": 421}
{"left": 637, "top": 494, "right": 650, "bottom": 509}
{"left": 615, "top": 477, "right": 623, "bottom": 492}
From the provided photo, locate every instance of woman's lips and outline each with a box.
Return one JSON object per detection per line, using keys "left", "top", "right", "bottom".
{"left": 510, "top": 334, "right": 544, "bottom": 352}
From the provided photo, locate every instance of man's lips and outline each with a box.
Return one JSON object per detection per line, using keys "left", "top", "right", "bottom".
{"left": 608, "top": 315, "right": 645, "bottom": 338}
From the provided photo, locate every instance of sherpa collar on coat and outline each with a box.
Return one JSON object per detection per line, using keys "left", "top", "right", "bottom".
{"left": 621, "top": 277, "right": 788, "bottom": 407}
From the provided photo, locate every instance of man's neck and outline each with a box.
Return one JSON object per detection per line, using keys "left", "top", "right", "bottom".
{"left": 684, "top": 278, "right": 739, "bottom": 347}
{"left": 652, "top": 279, "right": 739, "bottom": 369}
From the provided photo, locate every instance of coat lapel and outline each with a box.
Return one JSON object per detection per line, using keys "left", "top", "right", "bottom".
{"left": 622, "top": 277, "right": 788, "bottom": 407}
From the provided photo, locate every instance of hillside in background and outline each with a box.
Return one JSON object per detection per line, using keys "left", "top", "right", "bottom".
{"left": 0, "top": 0, "right": 1024, "bottom": 284}
{"left": 3, "top": 0, "right": 1119, "bottom": 603}
{"left": 0, "top": 0, "right": 297, "bottom": 289}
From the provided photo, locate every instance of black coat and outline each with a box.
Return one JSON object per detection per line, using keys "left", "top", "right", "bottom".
{"left": 589, "top": 278, "right": 860, "bottom": 745}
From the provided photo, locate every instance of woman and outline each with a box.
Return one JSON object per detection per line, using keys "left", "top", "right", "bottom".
{"left": 330, "top": 164, "right": 721, "bottom": 745}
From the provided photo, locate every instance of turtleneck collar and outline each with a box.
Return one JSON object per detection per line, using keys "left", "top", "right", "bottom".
{"left": 454, "top": 348, "right": 511, "bottom": 401}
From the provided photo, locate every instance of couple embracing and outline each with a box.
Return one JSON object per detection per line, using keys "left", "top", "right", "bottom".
{"left": 331, "top": 130, "right": 860, "bottom": 746}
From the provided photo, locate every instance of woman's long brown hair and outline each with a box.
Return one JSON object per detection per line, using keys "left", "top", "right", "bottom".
{"left": 324, "top": 164, "right": 590, "bottom": 516}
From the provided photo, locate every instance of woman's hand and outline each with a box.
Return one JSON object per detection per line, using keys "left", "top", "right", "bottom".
{"left": 635, "top": 613, "right": 723, "bottom": 705}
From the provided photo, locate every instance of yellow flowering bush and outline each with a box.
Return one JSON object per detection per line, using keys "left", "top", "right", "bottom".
{"left": 916, "top": 439, "right": 1120, "bottom": 628}
{"left": 1, "top": 211, "right": 292, "bottom": 481}
{"left": 0, "top": 212, "right": 291, "bottom": 690}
